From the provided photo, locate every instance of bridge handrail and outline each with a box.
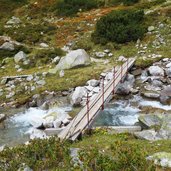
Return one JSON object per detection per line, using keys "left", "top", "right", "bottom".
{"left": 62, "top": 58, "right": 135, "bottom": 140}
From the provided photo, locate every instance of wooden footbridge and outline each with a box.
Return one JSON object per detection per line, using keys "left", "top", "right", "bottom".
{"left": 58, "top": 58, "right": 135, "bottom": 141}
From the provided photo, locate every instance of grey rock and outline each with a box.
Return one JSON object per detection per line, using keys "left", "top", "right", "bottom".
{"left": 29, "top": 128, "right": 47, "bottom": 140}
{"left": 52, "top": 56, "right": 60, "bottom": 64}
{"left": 71, "top": 87, "right": 87, "bottom": 106}
{"left": 18, "top": 164, "right": 33, "bottom": 171}
{"left": 36, "top": 80, "right": 46, "bottom": 86}
{"left": 39, "top": 43, "right": 49, "bottom": 48}
{"left": 138, "top": 114, "right": 162, "bottom": 129}
{"left": 59, "top": 70, "right": 65, "bottom": 77}
{"left": 0, "top": 145, "right": 5, "bottom": 152}
{"left": 86, "top": 79, "right": 100, "bottom": 87}
{"left": 159, "top": 115, "right": 171, "bottom": 139}
{"left": 53, "top": 49, "right": 90, "bottom": 72}
{"left": 26, "top": 75, "right": 33, "bottom": 81}
{"left": 134, "top": 129, "right": 161, "bottom": 141}
{"left": 31, "top": 86, "right": 36, "bottom": 91}
{"left": 17, "top": 68, "right": 23, "bottom": 72}
{"left": 6, "top": 16, "right": 21, "bottom": 25}
{"left": 53, "top": 119, "right": 62, "bottom": 128}
{"left": 0, "top": 114, "right": 6, "bottom": 122}
{"left": 104, "top": 49, "right": 110, "bottom": 53}
{"left": 151, "top": 79, "right": 163, "bottom": 87}
{"left": 160, "top": 86, "right": 171, "bottom": 105}
{"left": 14, "top": 51, "right": 27, "bottom": 63}
{"left": 148, "top": 26, "right": 155, "bottom": 32}
{"left": 1, "top": 78, "right": 8, "bottom": 85}
{"left": 118, "top": 56, "right": 127, "bottom": 62}
{"left": 147, "top": 152, "right": 171, "bottom": 168}
{"left": 108, "top": 53, "right": 113, "bottom": 57}
{"left": 23, "top": 60, "right": 30, "bottom": 65}
{"left": 116, "top": 74, "right": 135, "bottom": 95}
{"left": 142, "top": 92, "right": 160, "bottom": 99}
{"left": 0, "top": 42, "right": 14, "bottom": 51}
{"left": 6, "top": 91, "right": 15, "bottom": 99}
{"left": 43, "top": 116, "right": 54, "bottom": 128}
{"left": 70, "top": 148, "right": 83, "bottom": 168}
{"left": 166, "top": 62, "right": 171, "bottom": 68}
{"left": 95, "top": 52, "right": 106, "bottom": 58}
{"left": 148, "top": 66, "right": 164, "bottom": 76}
{"left": 165, "top": 67, "right": 171, "bottom": 77}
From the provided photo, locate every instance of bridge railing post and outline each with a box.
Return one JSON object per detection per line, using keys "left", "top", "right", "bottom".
{"left": 113, "top": 66, "right": 115, "bottom": 95}
{"left": 121, "top": 64, "right": 123, "bottom": 83}
{"left": 86, "top": 92, "right": 90, "bottom": 130}
{"left": 101, "top": 76, "right": 105, "bottom": 110}
{"left": 127, "top": 59, "right": 129, "bottom": 75}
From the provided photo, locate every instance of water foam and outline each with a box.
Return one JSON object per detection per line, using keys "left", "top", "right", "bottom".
{"left": 139, "top": 100, "right": 171, "bottom": 111}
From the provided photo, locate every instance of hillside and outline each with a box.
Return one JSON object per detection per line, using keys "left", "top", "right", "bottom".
{"left": 0, "top": 0, "right": 171, "bottom": 170}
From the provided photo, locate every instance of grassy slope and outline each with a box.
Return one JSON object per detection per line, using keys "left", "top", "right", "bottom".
{"left": 0, "top": 0, "right": 170, "bottom": 106}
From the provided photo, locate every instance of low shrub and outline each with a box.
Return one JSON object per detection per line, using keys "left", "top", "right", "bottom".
{"left": 92, "top": 9, "right": 147, "bottom": 44}
{"left": 29, "top": 48, "right": 64, "bottom": 66}
{"left": 79, "top": 140, "right": 155, "bottom": 171}
{"left": 4, "top": 23, "right": 57, "bottom": 44}
{"left": 0, "top": 138, "right": 71, "bottom": 170}
{"left": 56, "top": 0, "right": 103, "bottom": 16}
{"left": 108, "top": 0, "right": 139, "bottom": 6}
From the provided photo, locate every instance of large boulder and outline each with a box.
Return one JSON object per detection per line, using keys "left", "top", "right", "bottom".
{"left": 14, "top": 51, "right": 27, "bottom": 63}
{"left": 165, "top": 67, "right": 171, "bottom": 77}
{"left": 116, "top": 74, "right": 135, "bottom": 95}
{"left": 70, "top": 87, "right": 87, "bottom": 106}
{"left": 148, "top": 66, "right": 164, "bottom": 77}
{"left": 160, "top": 86, "right": 171, "bottom": 105}
{"left": 138, "top": 114, "right": 162, "bottom": 129}
{"left": 0, "top": 42, "right": 14, "bottom": 51}
{"left": 56, "top": 49, "right": 90, "bottom": 70}
{"left": 134, "top": 129, "right": 161, "bottom": 141}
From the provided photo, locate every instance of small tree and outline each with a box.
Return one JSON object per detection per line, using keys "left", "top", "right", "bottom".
{"left": 92, "top": 9, "right": 147, "bottom": 44}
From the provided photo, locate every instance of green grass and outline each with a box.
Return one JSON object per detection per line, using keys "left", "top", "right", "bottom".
{"left": 1, "top": 131, "right": 171, "bottom": 170}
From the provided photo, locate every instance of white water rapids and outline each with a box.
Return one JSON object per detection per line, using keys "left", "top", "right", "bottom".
{"left": 1, "top": 95, "right": 171, "bottom": 146}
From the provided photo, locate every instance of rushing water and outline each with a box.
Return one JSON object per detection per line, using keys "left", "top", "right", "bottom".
{"left": 1, "top": 95, "right": 171, "bottom": 147}
{"left": 0, "top": 97, "right": 72, "bottom": 147}
{"left": 94, "top": 100, "right": 140, "bottom": 126}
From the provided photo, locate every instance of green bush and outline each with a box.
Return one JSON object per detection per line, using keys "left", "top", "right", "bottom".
{"left": 92, "top": 9, "right": 147, "bottom": 44}
{"left": 56, "top": 0, "right": 103, "bottom": 16}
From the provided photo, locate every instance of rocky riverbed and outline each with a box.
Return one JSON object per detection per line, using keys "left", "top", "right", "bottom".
{"left": 1, "top": 56, "right": 171, "bottom": 146}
